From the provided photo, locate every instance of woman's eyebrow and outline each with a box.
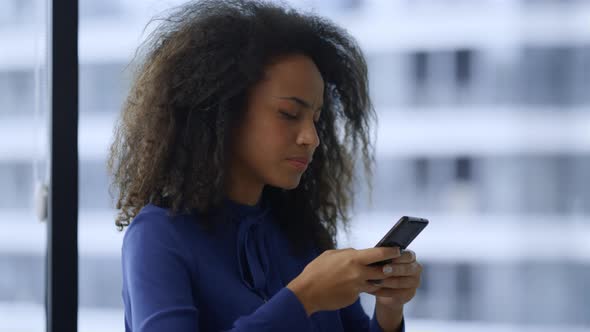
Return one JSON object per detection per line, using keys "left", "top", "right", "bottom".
{"left": 276, "top": 96, "right": 323, "bottom": 112}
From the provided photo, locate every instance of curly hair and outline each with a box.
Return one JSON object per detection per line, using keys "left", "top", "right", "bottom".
{"left": 108, "top": 0, "right": 376, "bottom": 256}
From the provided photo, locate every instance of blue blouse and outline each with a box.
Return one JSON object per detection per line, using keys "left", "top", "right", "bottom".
{"left": 121, "top": 198, "right": 405, "bottom": 332}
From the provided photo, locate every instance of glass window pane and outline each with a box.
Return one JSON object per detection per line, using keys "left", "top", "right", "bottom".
{"left": 78, "top": 1, "right": 186, "bottom": 330}
{"left": 332, "top": 1, "right": 590, "bottom": 331}
{"left": 78, "top": 1, "right": 590, "bottom": 331}
{"left": 0, "top": 0, "right": 49, "bottom": 330}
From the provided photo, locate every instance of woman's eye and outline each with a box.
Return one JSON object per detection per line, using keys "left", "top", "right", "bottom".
{"left": 280, "top": 111, "right": 298, "bottom": 120}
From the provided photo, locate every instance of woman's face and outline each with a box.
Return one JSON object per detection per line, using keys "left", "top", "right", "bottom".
{"left": 229, "top": 54, "right": 324, "bottom": 193}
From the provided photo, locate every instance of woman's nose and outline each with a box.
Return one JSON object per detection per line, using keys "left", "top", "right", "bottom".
{"left": 296, "top": 120, "right": 320, "bottom": 149}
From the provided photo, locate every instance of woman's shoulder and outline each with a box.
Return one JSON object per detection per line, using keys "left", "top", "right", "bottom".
{"left": 126, "top": 203, "right": 179, "bottom": 232}
{"left": 122, "top": 203, "right": 202, "bottom": 253}
{"left": 120, "top": 204, "right": 201, "bottom": 284}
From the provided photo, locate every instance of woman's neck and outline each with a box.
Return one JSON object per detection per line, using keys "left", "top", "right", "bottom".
{"left": 225, "top": 174, "right": 264, "bottom": 207}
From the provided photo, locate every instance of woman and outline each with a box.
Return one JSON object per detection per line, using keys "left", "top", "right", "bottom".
{"left": 108, "top": 0, "right": 422, "bottom": 331}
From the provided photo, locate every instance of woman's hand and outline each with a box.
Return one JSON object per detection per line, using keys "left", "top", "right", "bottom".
{"left": 368, "top": 249, "right": 422, "bottom": 309}
{"left": 286, "top": 247, "right": 401, "bottom": 316}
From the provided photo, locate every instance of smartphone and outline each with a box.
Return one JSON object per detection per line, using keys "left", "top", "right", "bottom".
{"left": 368, "top": 216, "right": 429, "bottom": 267}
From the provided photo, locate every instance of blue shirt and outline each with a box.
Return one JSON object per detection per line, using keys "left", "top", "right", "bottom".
{"left": 121, "top": 198, "right": 406, "bottom": 332}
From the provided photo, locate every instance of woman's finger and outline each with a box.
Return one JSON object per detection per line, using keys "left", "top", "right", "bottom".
{"left": 362, "top": 262, "right": 407, "bottom": 282}
{"left": 359, "top": 282, "right": 382, "bottom": 294}
{"left": 356, "top": 246, "right": 401, "bottom": 266}
{"left": 380, "top": 261, "right": 422, "bottom": 277}
{"left": 365, "top": 286, "right": 416, "bottom": 299}
{"left": 389, "top": 250, "right": 416, "bottom": 264}
{"left": 370, "top": 276, "right": 421, "bottom": 289}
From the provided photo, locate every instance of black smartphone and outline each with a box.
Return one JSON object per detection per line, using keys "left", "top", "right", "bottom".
{"left": 368, "top": 216, "right": 429, "bottom": 267}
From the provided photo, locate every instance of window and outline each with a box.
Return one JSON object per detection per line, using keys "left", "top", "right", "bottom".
{"left": 0, "top": 0, "right": 48, "bottom": 330}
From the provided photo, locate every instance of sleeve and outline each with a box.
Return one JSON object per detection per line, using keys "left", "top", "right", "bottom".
{"left": 339, "top": 298, "right": 406, "bottom": 332}
{"left": 230, "top": 287, "right": 313, "bottom": 331}
{"left": 122, "top": 213, "right": 199, "bottom": 331}
{"left": 122, "top": 212, "right": 314, "bottom": 332}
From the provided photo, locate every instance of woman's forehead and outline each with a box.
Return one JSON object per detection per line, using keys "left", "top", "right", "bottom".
{"left": 258, "top": 55, "right": 324, "bottom": 105}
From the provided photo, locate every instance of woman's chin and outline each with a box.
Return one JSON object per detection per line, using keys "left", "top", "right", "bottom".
{"left": 271, "top": 176, "right": 302, "bottom": 190}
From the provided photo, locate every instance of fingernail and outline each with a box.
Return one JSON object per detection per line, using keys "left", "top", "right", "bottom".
{"left": 383, "top": 264, "right": 393, "bottom": 274}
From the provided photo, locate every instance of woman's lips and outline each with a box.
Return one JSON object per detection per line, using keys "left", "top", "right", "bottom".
{"left": 286, "top": 158, "right": 309, "bottom": 171}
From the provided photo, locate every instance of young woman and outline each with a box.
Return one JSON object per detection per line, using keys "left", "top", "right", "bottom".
{"left": 108, "top": 1, "right": 422, "bottom": 331}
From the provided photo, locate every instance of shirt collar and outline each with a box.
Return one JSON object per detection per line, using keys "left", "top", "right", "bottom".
{"left": 222, "top": 196, "right": 270, "bottom": 222}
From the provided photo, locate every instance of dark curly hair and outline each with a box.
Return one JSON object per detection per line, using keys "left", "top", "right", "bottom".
{"left": 108, "top": 0, "right": 376, "bottom": 256}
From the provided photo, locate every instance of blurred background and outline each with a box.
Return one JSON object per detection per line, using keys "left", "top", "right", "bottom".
{"left": 1, "top": 0, "right": 589, "bottom": 331}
